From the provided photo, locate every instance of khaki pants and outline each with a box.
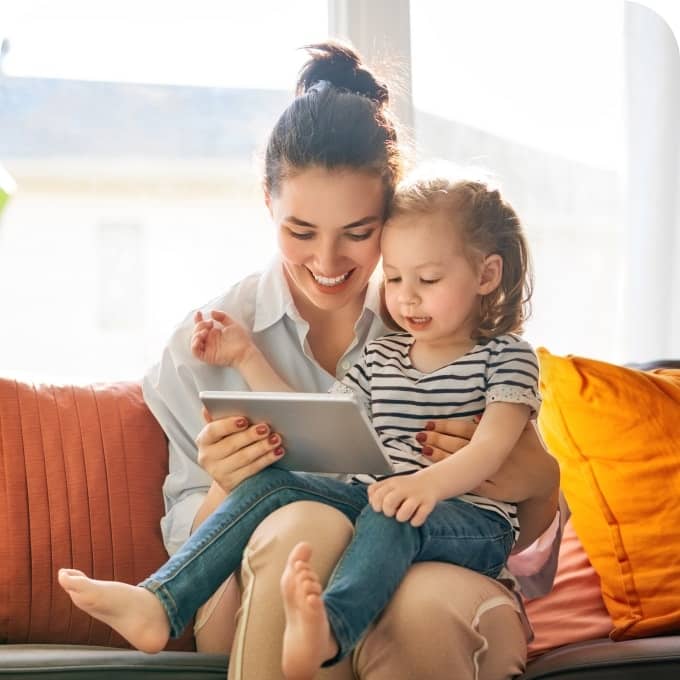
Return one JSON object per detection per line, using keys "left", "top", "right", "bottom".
{"left": 194, "top": 501, "right": 527, "bottom": 680}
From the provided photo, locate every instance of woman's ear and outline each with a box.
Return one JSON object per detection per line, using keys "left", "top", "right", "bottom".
{"left": 263, "top": 186, "right": 273, "bottom": 218}
{"left": 478, "top": 254, "right": 503, "bottom": 295}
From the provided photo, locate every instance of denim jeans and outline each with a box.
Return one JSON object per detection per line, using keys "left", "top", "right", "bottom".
{"left": 139, "top": 467, "right": 514, "bottom": 663}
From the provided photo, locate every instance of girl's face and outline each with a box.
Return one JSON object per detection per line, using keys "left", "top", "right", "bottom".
{"left": 381, "top": 210, "right": 500, "bottom": 347}
{"left": 267, "top": 167, "right": 384, "bottom": 314}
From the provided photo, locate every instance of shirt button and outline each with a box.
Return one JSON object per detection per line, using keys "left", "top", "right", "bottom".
{"left": 341, "top": 360, "right": 350, "bottom": 371}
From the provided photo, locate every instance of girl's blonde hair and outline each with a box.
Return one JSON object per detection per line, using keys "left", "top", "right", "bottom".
{"left": 388, "top": 172, "right": 533, "bottom": 339}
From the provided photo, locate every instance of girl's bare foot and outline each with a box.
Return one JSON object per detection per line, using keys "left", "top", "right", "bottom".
{"left": 57, "top": 568, "right": 170, "bottom": 653}
{"left": 280, "top": 542, "right": 339, "bottom": 680}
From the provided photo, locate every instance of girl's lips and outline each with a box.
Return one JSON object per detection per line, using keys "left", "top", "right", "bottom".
{"left": 404, "top": 316, "right": 432, "bottom": 330}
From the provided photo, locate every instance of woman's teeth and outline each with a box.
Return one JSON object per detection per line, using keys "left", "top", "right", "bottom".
{"left": 313, "top": 271, "right": 351, "bottom": 287}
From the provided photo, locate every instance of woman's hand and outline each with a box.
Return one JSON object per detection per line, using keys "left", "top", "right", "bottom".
{"left": 419, "top": 417, "right": 560, "bottom": 550}
{"left": 418, "top": 418, "right": 559, "bottom": 503}
{"left": 195, "top": 408, "right": 285, "bottom": 494}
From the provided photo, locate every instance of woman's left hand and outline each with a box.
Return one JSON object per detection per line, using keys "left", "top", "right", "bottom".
{"left": 419, "top": 419, "right": 559, "bottom": 503}
{"left": 420, "top": 418, "right": 560, "bottom": 550}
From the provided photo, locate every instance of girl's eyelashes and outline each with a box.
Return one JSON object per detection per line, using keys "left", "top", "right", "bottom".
{"left": 384, "top": 276, "right": 440, "bottom": 284}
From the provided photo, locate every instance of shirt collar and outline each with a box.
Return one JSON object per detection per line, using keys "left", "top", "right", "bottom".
{"left": 253, "top": 256, "right": 384, "bottom": 334}
{"left": 252, "top": 256, "right": 293, "bottom": 333}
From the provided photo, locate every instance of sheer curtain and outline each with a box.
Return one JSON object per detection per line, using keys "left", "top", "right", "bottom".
{"left": 622, "top": 1, "right": 680, "bottom": 361}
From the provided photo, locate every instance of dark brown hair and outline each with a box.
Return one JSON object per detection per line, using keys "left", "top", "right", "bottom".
{"left": 264, "top": 41, "right": 403, "bottom": 215}
{"left": 389, "top": 173, "right": 534, "bottom": 338}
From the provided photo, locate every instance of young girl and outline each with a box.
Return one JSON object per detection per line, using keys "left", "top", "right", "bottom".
{"left": 58, "top": 169, "right": 541, "bottom": 680}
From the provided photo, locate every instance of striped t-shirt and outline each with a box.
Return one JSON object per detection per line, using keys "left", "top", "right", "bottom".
{"left": 332, "top": 332, "right": 541, "bottom": 535}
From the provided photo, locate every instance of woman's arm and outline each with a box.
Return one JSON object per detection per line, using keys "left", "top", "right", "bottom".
{"left": 421, "top": 419, "right": 559, "bottom": 503}
{"left": 419, "top": 418, "right": 560, "bottom": 548}
{"left": 417, "top": 402, "right": 532, "bottom": 502}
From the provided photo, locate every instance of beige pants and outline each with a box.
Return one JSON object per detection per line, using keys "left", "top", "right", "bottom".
{"left": 194, "top": 501, "right": 527, "bottom": 680}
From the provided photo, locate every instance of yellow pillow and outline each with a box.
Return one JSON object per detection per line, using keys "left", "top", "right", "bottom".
{"left": 537, "top": 349, "right": 680, "bottom": 640}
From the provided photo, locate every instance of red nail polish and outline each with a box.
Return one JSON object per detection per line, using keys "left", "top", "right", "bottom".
{"left": 256, "top": 424, "right": 268, "bottom": 435}
{"left": 274, "top": 447, "right": 285, "bottom": 456}
{"left": 268, "top": 433, "right": 279, "bottom": 445}
{"left": 425, "top": 421, "right": 435, "bottom": 431}
{"left": 422, "top": 445, "right": 433, "bottom": 456}
{"left": 236, "top": 418, "right": 247, "bottom": 428}
{"left": 415, "top": 432, "right": 427, "bottom": 443}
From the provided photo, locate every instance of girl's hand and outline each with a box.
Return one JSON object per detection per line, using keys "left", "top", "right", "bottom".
{"left": 195, "top": 408, "right": 285, "bottom": 493}
{"left": 367, "top": 473, "right": 438, "bottom": 527}
{"left": 191, "top": 310, "right": 256, "bottom": 368}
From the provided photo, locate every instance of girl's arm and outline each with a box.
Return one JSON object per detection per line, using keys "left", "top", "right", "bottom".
{"left": 192, "top": 309, "right": 293, "bottom": 392}
{"left": 420, "top": 401, "right": 532, "bottom": 502}
{"left": 236, "top": 345, "right": 294, "bottom": 392}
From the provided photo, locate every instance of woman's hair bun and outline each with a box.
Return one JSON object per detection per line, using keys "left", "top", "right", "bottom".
{"left": 296, "top": 40, "right": 389, "bottom": 106}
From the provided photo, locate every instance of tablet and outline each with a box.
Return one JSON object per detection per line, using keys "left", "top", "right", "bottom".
{"left": 199, "top": 391, "right": 395, "bottom": 475}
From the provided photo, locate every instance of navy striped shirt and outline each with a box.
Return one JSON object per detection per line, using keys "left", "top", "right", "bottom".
{"left": 333, "top": 332, "right": 541, "bottom": 535}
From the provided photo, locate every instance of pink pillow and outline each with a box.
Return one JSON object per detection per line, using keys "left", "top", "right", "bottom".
{"left": 525, "top": 518, "right": 613, "bottom": 658}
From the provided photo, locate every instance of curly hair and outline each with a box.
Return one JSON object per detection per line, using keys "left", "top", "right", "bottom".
{"left": 388, "top": 173, "right": 534, "bottom": 338}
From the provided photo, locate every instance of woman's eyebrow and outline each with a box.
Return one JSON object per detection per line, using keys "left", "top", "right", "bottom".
{"left": 283, "top": 216, "right": 380, "bottom": 229}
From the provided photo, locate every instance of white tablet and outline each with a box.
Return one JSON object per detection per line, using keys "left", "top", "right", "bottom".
{"left": 199, "top": 391, "right": 395, "bottom": 475}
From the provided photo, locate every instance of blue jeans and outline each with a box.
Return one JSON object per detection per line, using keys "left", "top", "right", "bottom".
{"left": 139, "top": 468, "right": 514, "bottom": 664}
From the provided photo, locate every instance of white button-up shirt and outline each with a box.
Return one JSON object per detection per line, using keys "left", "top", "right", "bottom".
{"left": 143, "top": 256, "right": 388, "bottom": 555}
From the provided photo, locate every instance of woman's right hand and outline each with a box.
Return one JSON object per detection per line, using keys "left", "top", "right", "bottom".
{"left": 195, "top": 408, "right": 285, "bottom": 494}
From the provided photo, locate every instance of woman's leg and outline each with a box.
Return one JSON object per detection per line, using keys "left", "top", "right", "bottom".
{"left": 194, "top": 573, "right": 241, "bottom": 654}
{"left": 228, "top": 502, "right": 356, "bottom": 680}
{"left": 354, "top": 562, "right": 527, "bottom": 680}
{"left": 229, "top": 499, "right": 524, "bottom": 680}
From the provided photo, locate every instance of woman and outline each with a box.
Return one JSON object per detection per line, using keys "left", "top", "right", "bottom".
{"left": 143, "top": 41, "right": 561, "bottom": 679}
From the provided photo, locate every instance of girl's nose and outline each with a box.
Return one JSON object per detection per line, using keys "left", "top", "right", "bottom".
{"left": 398, "top": 286, "right": 418, "bottom": 305}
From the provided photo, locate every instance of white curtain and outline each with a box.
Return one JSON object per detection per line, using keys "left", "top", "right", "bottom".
{"left": 623, "top": 1, "right": 680, "bottom": 361}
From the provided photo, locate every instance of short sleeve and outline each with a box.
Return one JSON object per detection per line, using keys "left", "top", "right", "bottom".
{"left": 329, "top": 345, "right": 373, "bottom": 415}
{"left": 485, "top": 337, "right": 541, "bottom": 416}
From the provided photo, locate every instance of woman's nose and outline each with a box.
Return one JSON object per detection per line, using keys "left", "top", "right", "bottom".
{"left": 315, "top": 238, "right": 342, "bottom": 273}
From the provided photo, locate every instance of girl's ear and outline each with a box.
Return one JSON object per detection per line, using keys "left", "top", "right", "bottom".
{"left": 478, "top": 254, "right": 503, "bottom": 295}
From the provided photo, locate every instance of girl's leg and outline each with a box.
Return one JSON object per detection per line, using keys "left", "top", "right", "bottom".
{"left": 321, "top": 499, "right": 515, "bottom": 664}
{"left": 60, "top": 469, "right": 367, "bottom": 647}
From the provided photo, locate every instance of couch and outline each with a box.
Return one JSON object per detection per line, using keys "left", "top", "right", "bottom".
{"left": 1, "top": 361, "right": 679, "bottom": 679}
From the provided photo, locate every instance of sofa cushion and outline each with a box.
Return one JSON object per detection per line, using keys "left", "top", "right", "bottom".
{"left": 0, "top": 378, "right": 193, "bottom": 650}
{"left": 536, "top": 350, "right": 680, "bottom": 640}
{"left": 525, "top": 519, "right": 613, "bottom": 658}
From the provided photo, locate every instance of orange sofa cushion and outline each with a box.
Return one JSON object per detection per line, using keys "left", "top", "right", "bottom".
{"left": 537, "top": 350, "right": 680, "bottom": 640}
{"left": 0, "top": 378, "right": 193, "bottom": 650}
{"left": 525, "top": 518, "right": 613, "bottom": 657}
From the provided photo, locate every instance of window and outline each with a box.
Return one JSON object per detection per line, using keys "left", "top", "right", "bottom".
{"left": 0, "top": 0, "right": 327, "bottom": 382}
{"left": 410, "top": 0, "right": 625, "bottom": 360}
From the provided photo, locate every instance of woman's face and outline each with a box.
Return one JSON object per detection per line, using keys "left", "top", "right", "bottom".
{"left": 267, "top": 167, "right": 385, "bottom": 314}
